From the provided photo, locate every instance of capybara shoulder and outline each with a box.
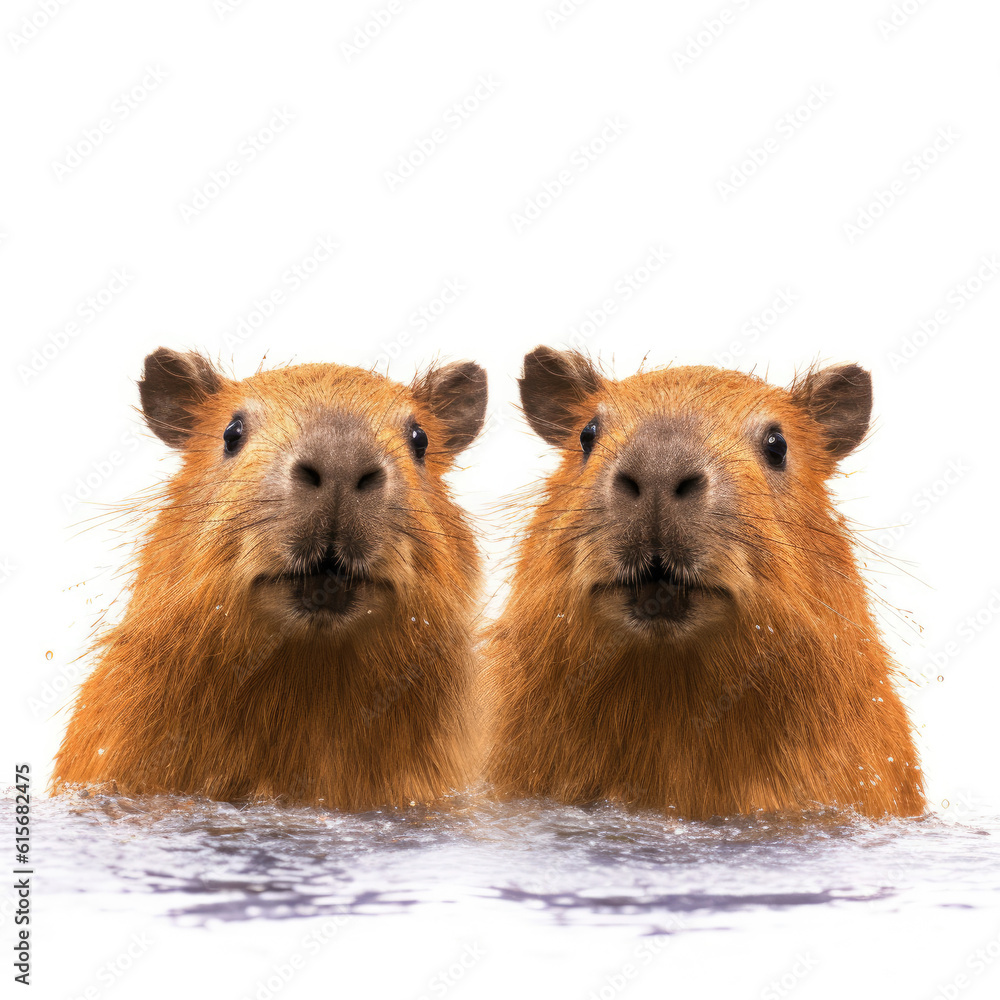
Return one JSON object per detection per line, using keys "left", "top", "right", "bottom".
{"left": 485, "top": 346, "right": 924, "bottom": 819}
{"left": 54, "top": 349, "right": 488, "bottom": 810}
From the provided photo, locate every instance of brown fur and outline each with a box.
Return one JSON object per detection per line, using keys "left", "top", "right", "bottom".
{"left": 484, "top": 347, "right": 925, "bottom": 819}
{"left": 53, "top": 349, "right": 488, "bottom": 810}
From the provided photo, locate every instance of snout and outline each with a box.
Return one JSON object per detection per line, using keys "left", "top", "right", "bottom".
{"left": 252, "top": 409, "right": 400, "bottom": 621}
{"left": 608, "top": 417, "right": 715, "bottom": 568}
{"left": 597, "top": 417, "right": 732, "bottom": 630}
{"left": 283, "top": 410, "right": 394, "bottom": 571}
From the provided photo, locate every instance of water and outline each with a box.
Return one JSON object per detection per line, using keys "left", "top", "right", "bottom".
{"left": 29, "top": 792, "right": 1000, "bottom": 927}
{"left": 12, "top": 792, "right": 1000, "bottom": 998}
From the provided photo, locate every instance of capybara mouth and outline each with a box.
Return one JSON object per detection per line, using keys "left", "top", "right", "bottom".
{"left": 623, "top": 558, "right": 693, "bottom": 623}
{"left": 604, "top": 555, "right": 721, "bottom": 625}
{"left": 257, "top": 553, "right": 376, "bottom": 617}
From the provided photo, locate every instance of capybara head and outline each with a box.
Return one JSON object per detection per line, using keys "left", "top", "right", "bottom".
{"left": 53, "top": 349, "right": 488, "bottom": 808}
{"left": 518, "top": 346, "right": 872, "bottom": 641}
{"left": 138, "top": 348, "right": 487, "bottom": 633}
{"left": 485, "top": 346, "right": 922, "bottom": 819}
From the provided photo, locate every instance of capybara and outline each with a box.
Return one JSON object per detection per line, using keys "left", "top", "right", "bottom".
{"left": 53, "top": 348, "right": 488, "bottom": 810}
{"left": 484, "top": 346, "right": 924, "bottom": 819}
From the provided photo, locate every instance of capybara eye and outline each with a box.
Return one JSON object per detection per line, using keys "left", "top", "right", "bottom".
{"left": 410, "top": 423, "right": 428, "bottom": 460}
{"left": 580, "top": 421, "right": 598, "bottom": 455}
{"left": 763, "top": 429, "right": 787, "bottom": 468}
{"left": 223, "top": 417, "right": 245, "bottom": 455}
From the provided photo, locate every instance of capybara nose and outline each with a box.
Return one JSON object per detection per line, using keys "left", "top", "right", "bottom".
{"left": 290, "top": 454, "right": 387, "bottom": 494}
{"left": 610, "top": 419, "right": 711, "bottom": 528}
{"left": 287, "top": 414, "right": 389, "bottom": 508}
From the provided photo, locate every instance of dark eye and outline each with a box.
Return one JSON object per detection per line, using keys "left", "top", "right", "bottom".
{"left": 410, "top": 424, "right": 428, "bottom": 461}
{"left": 580, "top": 421, "right": 598, "bottom": 455}
{"left": 223, "top": 417, "right": 244, "bottom": 455}
{"left": 763, "top": 429, "right": 787, "bottom": 469}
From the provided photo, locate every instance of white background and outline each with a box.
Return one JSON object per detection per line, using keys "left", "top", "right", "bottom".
{"left": 3, "top": 0, "right": 1000, "bottom": 997}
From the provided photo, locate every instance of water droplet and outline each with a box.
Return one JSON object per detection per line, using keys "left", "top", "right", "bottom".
{"left": 97, "top": 748, "right": 105, "bottom": 755}
{"left": 767, "top": 626, "right": 774, "bottom": 633}
{"left": 942, "top": 799, "right": 950, "bottom": 809}
{"left": 937, "top": 675, "right": 944, "bottom": 682}
{"left": 423, "top": 620, "right": 429, "bottom": 625}
{"left": 411, "top": 617, "right": 416, "bottom": 622}
{"left": 755, "top": 624, "right": 761, "bottom": 630}
{"left": 215, "top": 605, "right": 223, "bottom": 611}
{"left": 887, "top": 756, "right": 894, "bottom": 762}
{"left": 45, "top": 651, "right": 53, "bottom": 660}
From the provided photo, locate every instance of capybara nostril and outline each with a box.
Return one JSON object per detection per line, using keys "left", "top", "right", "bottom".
{"left": 613, "top": 471, "right": 641, "bottom": 498}
{"left": 673, "top": 472, "right": 706, "bottom": 499}
{"left": 292, "top": 461, "right": 322, "bottom": 488}
{"left": 355, "top": 467, "right": 386, "bottom": 492}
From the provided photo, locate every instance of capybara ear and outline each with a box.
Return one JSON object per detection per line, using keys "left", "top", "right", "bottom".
{"left": 138, "top": 348, "right": 223, "bottom": 448}
{"left": 519, "top": 346, "right": 603, "bottom": 447}
{"left": 792, "top": 363, "right": 872, "bottom": 459}
{"left": 411, "top": 360, "right": 488, "bottom": 455}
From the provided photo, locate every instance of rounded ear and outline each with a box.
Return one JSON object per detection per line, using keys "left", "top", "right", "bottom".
{"left": 519, "top": 346, "right": 603, "bottom": 447}
{"left": 411, "top": 360, "right": 488, "bottom": 455}
{"left": 138, "top": 348, "right": 223, "bottom": 448}
{"left": 791, "top": 363, "right": 872, "bottom": 459}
